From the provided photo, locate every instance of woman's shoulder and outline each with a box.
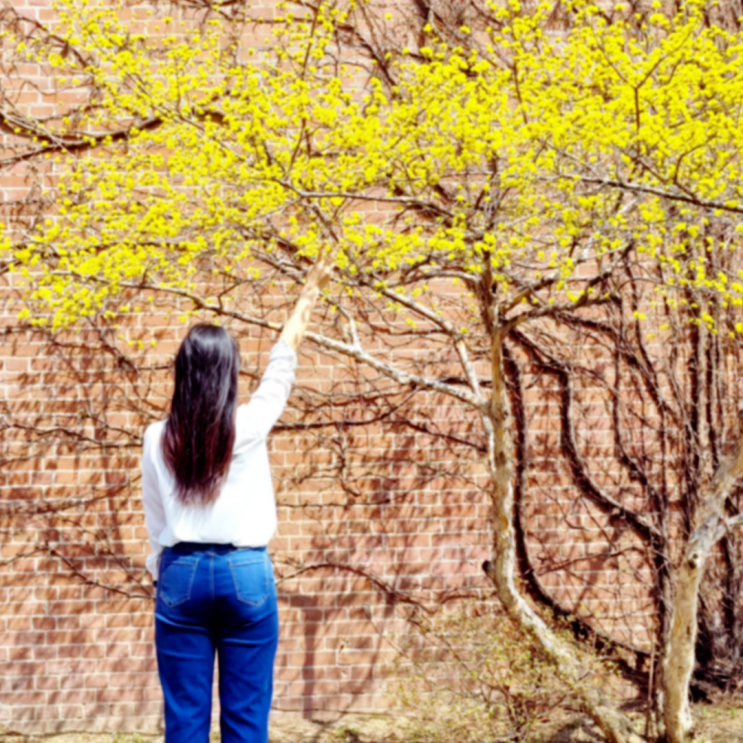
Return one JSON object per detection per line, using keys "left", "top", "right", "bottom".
{"left": 234, "top": 404, "right": 252, "bottom": 430}
{"left": 143, "top": 419, "right": 167, "bottom": 451}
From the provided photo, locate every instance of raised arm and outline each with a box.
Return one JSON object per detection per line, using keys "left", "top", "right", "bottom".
{"left": 234, "top": 251, "right": 335, "bottom": 444}
{"left": 279, "top": 249, "right": 334, "bottom": 351}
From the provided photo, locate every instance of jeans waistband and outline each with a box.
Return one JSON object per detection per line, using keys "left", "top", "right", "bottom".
{"left": 170, "top": 542, "right": 267, "bottom": 555}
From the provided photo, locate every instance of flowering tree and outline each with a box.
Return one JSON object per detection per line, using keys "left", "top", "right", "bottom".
{"left": 4, "top": 0, "right": 743, "bottom": 741}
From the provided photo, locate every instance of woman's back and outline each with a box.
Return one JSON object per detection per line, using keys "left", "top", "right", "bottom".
{"left": 142, "top": 340, "right": 296, "bottom": 581}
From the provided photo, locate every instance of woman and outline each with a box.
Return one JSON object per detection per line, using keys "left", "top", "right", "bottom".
{"left": 141, "top": 254, "right": 332, "bottom": 743}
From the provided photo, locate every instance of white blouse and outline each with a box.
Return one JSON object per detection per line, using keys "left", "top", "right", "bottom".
{"left": 141, "top": 340, "right": 297, "bottom": 581}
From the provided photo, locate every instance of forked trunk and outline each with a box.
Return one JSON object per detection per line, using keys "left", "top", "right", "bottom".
{"left": 483, "top": 330, "right": 644, "bottom": 743}
{"left": 662, "top": 419, "right": 743, "bottom": 743}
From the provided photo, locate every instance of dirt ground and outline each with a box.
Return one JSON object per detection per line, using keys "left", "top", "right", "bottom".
{"left": 2, "top": 704, "right": 743, "bottom": 743}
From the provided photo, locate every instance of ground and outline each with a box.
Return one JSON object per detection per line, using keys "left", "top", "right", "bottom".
{"left": 2, "top": 704, "right": 743, "bottom": 743}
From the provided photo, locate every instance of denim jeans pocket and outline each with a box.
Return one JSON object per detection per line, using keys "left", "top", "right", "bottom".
{"left": 159, "top": 554, "right": 200, "bottom": 608}
{"left": 227, "top": 552, "right": 271, "bottom": 606}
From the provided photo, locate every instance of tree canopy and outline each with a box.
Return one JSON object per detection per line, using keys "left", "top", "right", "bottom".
{"left": 4, "top": 0, "right": 743, "bottom": 337}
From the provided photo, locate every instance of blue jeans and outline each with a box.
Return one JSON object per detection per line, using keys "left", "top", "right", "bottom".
{"left": 155, "top": 543, "right": 279, "bottom": 743}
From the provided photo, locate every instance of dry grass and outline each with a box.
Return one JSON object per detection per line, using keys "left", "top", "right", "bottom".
{"left": 1, "top": 703, "right": 743, "bottom": 743}
{"left": 692, "top": 702, "right": 743, "bottom": 743}
{"left": 0, "top": 715, "right": 398, "bottom": 743}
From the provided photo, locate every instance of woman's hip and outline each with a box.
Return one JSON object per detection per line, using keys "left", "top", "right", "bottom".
{"left": 156, "top": 543, "right": 277, "bottom": 623}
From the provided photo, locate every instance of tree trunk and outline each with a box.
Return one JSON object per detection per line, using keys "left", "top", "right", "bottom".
{"left": 662, "top": 418, "right": 743, "bottom": 743}
{"left": 483, "top": 329, "right": 644, "bottom": 743}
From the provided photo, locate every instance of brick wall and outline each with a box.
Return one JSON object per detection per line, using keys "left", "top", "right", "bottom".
{"left": 0, "top": 298, "right": 501, "bottom": 733}
{"left": 0, "top": 277, "right": 668, "bottom": 733}
{"left": 0, "top": 2, "right": 497, "bottom": 731}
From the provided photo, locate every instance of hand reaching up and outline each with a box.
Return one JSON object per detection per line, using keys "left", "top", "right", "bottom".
{"left": 279, "top": 246, "right": 336, "bottom": 351}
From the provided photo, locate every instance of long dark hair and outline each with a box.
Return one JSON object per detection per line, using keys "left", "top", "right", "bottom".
{"left": 162, "top": 324, "right": 240, "bottom": 505}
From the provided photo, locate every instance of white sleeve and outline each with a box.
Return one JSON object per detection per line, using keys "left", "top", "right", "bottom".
{"left": 235, "top": 340, "right": 297, "bottom": 448}
{"left": 141, "top": 426, "right": 166, "bottom": 582}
